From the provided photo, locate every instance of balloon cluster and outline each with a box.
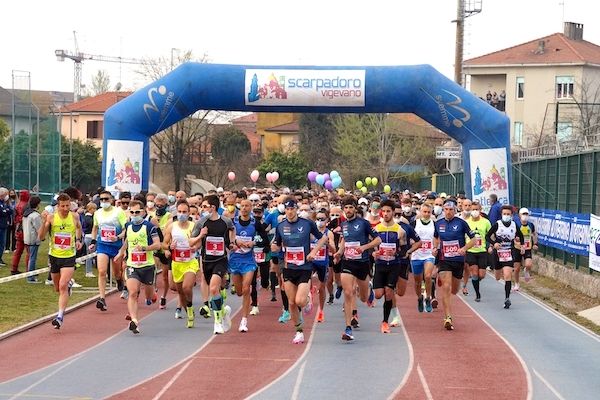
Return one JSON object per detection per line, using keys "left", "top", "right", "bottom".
{"left": 246, "top": 169, "right": 279, "bottom": 184}
{"left": 307, "top": 170, "right": 342, "bottom": 190}
{"left": 355, "top": 176, "right": 391, "bottom": 194}
{"left": 266, "top": 171, "right": 279, "bottom": 183}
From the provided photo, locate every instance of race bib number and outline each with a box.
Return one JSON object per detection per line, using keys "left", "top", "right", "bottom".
{"left": 285, "top": 246, "right": 305, "bottom": 266}
{"left": 131, "top": 251, "right": 148, "bottom": 264}
{"left": 344, "top": 241, "right": 362, "bottom": 260}
{"left": 442, "top": 240, "right": 460, "bottom": 258}
{"left": 100, "top": 226, "right": 117, "bottom": 242}
{"left": 523, "top": 237, "right": 531, "bottom": 250}
{"left": 53, "top": 232, "right": 72, "bottom": 250}
{"left": 310, "top": 243, "right": 327, "bottom": 262}
{"left": 253, "top": 248, "right": 266, "bottom": 263}
{"left": 420, "top": 240, "right": 433, "bottom": 251}
{"left": 498, "top": 248, "right": 513, "bottom": 262}
{"left": 235, "top": 235, "right": 253, "bottom": 254}
{"left": 474, "top": 235, "right": 483, "bottom": 248}
{"left": 173, "top": 248, "right": 192, "bottom": 262}
{"left": 379, "top": 242, "right": 396, "bottom": 261}
{"left": 205, "top": 236, "right": 225, "bottom": 256}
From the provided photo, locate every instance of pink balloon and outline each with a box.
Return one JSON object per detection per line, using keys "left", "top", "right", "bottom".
{"left": 227, "top": 171, "right": 235, "bottom": 181}
{"left": 272, "top": 171, "right": 279, "bottom": 182}
{"left": 250, "top": 170, "right": 259, "bottom": 182}
{"left": 266, "top": 172, "right": 273, "bottom": 182}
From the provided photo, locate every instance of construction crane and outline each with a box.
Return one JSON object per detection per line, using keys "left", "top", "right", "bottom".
{"left": 55, "top": 31, "right": 144, "bottom": 101}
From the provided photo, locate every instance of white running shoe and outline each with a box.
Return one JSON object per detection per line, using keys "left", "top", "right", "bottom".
{"left": 120, "top": 289, "right": 129, "bottom": 299}
{"left": 214, "top": 320, "right": 224, "bottom": 334}
{"left": 222, "top": 305, "right": 232, "bottom": 332}
{"left": 174, "top": 308, "right": 184, "bottom": 319}
{"left": 249, "top": 306, "right": 259, "bottom": 316}
{"left": 70, "top": 280, "right": 82, "bottom": 288}
{"left": 45, "top": 279, "right": 53, "bottom": 286}
{"left": 303, "top": 292, "right": 313, "bottom": 315}
{"left": 389, "top": 308, "right": 400, "bottom": 327}
{"left": 292, "top": 331, "right": 304, "bottom": 344}
{"left": 513, "top": 283, "right": 520, "bottom": 292}
{"left": 85, "top": 272, "right": 96, "bottom": 278}
{"left": 239, "top": 317, "right": 248, "bottom": 332}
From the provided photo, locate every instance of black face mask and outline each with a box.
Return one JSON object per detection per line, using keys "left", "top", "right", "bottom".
{"left": 156, "top": 204, "right": 167, "bottom": 216}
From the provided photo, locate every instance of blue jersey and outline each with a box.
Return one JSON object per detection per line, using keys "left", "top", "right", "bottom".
{"left": 374, "top": 222, "right": 420, "bottom": 266}
{"left": 341, "top": 217, "right": 378, "bottom": 262}
{"left": 434, "top": 216, "right": 475, "bottom": 262}
{"left": 311, "top": 229, "right": 330, "bottom": 267}
{"left": 229, "top": 216, "right": 258, "bottom": 265}
{"left": 275, "top": 217, "right": 323, "bottom": 270}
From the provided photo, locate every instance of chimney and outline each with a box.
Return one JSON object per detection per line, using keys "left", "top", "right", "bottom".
{"left": 564, "top": 22, "right": 583, "bottom": 41}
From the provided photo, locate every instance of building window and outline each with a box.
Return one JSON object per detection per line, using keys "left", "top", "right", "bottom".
{"left": 513, "top": 122, "right": 523, "bottom": 145}
{"left": 86, "top": 120, "right": 103, "bottom": 139}
{"left": 557, "top": 122, "right": 572, "bottom": 141}
{"left": 556, "top": 76, "right": 574, "bottom": 99}
{"left": 516, "top": 77, "right": 525, "bottom": 99}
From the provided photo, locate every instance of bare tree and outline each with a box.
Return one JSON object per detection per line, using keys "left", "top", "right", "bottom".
{"left": 573, "top": 76, "right": 600, "bottom": 138}
{"left": 87, "top": 70, "right": 111, "bottom": 97}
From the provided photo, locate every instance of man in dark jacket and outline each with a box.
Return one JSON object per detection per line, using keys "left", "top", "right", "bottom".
{"left": 488, "top": 193, "right": 502, "bottom": 225}
{"left": 0, "top": 187, "right": 11, "bottom": 266}
{"left": 11, "top": 190, "right": 30, "bottom": 274}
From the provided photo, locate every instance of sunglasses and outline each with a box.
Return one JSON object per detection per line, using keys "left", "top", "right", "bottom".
{"left": 394, "top": 213, "right": 402, "bottom": 217}
{"left": 130, "top": 210, "right": 143, "bottom": 215}
{"left": 121, "top": 202, "right": 130, "bottom": 206}
{"left": 330, "top": 214, "right": 340, "bottom": 218}
{"left": 99, "top": 197, "right": 110, "bottom": 201}
{"left": 201, "top": 204, "right": 211, "bottom": 209}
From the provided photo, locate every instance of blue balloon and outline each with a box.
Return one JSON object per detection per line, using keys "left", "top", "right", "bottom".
{"left": 315, "top": 174, "right": 325, "bottom": 186}
{"left": 332, "top": 176, "right": 342, "bottom": 188}
{"left": 330, "top": 170, "right": 339, "bottom": 179}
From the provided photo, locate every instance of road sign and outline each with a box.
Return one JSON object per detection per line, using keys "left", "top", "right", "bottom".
{"left": 436, "top": 147, "right": 462, "bottom": 159}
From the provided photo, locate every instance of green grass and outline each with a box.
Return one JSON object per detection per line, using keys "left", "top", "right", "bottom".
{"left": 0, "top": 239, "right": 100, "bottom": 333}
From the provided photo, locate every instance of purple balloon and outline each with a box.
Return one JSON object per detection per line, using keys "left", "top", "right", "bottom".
{"left": 307, "top": 171, "right": 318, "bottom": 182}
{"left": 324, "top": 180, "right": 333, "bottom": 190}
{"left": 323, "top": 173, "right": 330, "bottom": 182}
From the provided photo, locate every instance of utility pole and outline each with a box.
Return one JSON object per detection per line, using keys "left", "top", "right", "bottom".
{"left": 453, "top": 0, "right": 482, "bottom": 86}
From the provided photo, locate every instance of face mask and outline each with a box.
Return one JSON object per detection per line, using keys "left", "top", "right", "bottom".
{"left": 471, "top": 210, "right": 480, "bottom": 218}
{"left": 463, "top": 211, "right": 471, "bottom": 218}
{"left": 235, "top": 203, "right": 241, "bottom": 210}
{"left": 402, "top": 206, "right": 412, "bottom": 214}
{"left": 299, "top": 211, "right": 309, "bottom": 219}
{"left": 70, "top": 202, "right": 78, "bottom": 212}
{"left": 226, "top": 205, "right": 235, "bottom": 213}
{"left": 316, "top": 220, "right": 326, "bottom": 228}
{"left": 521, "top": 215, "right": 529, "bottom": 222}
{"left": 434, "top": 205, "right": 443, "bottom": 215}
{"left": 393, "top": 217, "right": 402, "bottom": 224}
{"left": 168, "top": 195, "right": 175, "bottom": 204}
{"left": 147, "top": 201, "right": 155, "bottom": 209}
{"left": 4, "top": 195, "right": 9, "bottom": 201}
{"left": 277, "top": 204, "right": 285, "bottom": 213}
{"left": 201, "top": 211, "right": 210, "bottom": 218}
{"left": 100, "top": 202, "right": 111, "bottom": 210}
{"left": 502, "top": 215, "right": 512, "bottom": 223}
{"left": 177, "top": 213, "right": 189, "bottom": 222}
{"left": 131, "top": 215, "right": 143, "bottom": 224}
{"left": 10, "top": 194, "right": 16, "bottom": 199}
{"left": 156, "top": 205, "right": 167, "bottom": 216}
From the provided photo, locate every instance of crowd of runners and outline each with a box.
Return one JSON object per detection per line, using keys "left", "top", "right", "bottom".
{"left": 11, "top": 184, "right": 539, "bottom": 343}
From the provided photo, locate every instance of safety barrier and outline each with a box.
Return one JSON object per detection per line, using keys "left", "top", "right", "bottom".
{"left": 0, "top": 252, "right": 97, "bottom": 284}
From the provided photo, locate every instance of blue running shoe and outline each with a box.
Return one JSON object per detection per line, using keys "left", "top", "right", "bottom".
{"left": 335, "top": 286, "right": 343, "bottom": 299}
{"left": 278, "top": 310, "right": 291, "bottom": 323}
{"left": 425, "top": 298, "right": 433, "bottom": 313}
{"left": 342, "top": 327, "right": 354, "bottom": 341}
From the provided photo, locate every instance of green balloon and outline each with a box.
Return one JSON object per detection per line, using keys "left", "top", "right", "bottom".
{"left": 365, "top": 177, "right": 372, "bottom": 186}
{"left": 356, "top": 180, "right": 363, "bottom": 189}
{"left": 372, "top": 177, "right": 379, "bottom": 186}
{"left": 384, "top": 184, "right": 391, "bottom": 193}
{"left": 361, "top": 186, "right": 368, "bottom": 194}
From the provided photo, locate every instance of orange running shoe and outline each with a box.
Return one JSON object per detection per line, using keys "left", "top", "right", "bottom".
{"left": 317, "top": 310, "right": 324, "bottom": 323}
{"left": 380, "top": 321, "right": 390, "bottom": 334}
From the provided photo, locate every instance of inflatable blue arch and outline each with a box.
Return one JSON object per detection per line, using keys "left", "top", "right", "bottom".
{"left": 103, "top": 63, "right": 511, "bottom": 205}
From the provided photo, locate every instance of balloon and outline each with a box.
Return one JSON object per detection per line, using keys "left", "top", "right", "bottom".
{"left": 266, "top": 172, "right": 273, "bottom": 182}
{"left": 356, "top": 180, "right": 363, "bottom": 189}
{"left": 316, "top": 174, "right": 325, "bottom": 186}
{"left": 330, "top": 170, "right": 339, "bottom": 178}
{"left": 384, "top": 184, "right": 391, "bottom": 193}
{"left": 332, "top": 176, "right": 342, "bottom": 188}
{"left": 324, "top": 180, "right": 333, "bottom": 190}
{"left": 322, "top": 173, "right": 330, "bottom": 182}
{"left": 307, "top": 171, "right": 318, "bottom": 182}
{"left": 250, "top": 170, "right": 259, "bottom": 182}
{"left": 372, "top": 177, "right": 378, "bottom": 186}
{"left": 361, "top": 186, "right": 368, "bottom": 194}
{"left": 272, "top": 171, "right": 279, "bottom": 182}
{"left": 365, "top": 177, "right": 372, "bottom": 186}
{"left": 227, "top": 171, "right": 235, "bottom": 181}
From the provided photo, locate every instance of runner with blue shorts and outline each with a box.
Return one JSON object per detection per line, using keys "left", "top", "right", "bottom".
{"left": 411, "top": 203, "right": 437, "bottom": 312}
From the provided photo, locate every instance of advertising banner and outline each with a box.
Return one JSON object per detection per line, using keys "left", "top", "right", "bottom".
{"left": 469, "top": 147, "right": 509, "bottom": 213}
{"left": 589, "top": 214, "right": 600, "bottom": 272}
{"left": 245, "top": 69, "right": 365, "bottom": 107}
{"left": 528, "top": 208, "right": 590, "bottom": 256}
{"left": 105, "top": 139, "right": 143, "bottom": 194}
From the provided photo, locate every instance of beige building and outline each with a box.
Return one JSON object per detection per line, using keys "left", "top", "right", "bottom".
{"left": 464, "top": 22, "right": 600, "bottom": 152}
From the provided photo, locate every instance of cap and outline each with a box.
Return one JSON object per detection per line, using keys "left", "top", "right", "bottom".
{"left": 248, "top": 193, "right": 260, "bottom": 201}
{"left": 443, "top": 198, "right": 457, "bottom": 208}
{"left": 358, "top": 197, "right": 369, "bottom": 205}
{"left": 519, "top": 207, "right": 530, "bottom": 215}
{"left": 216, "top": 187, "right": 224, "bottom": 193}
{"left": 283, "top": 199, "right": 297, "bottom": 208}
{"left": 440, "top": 192, "right": 447, "bottom": 198}
{"left": 426, "top": 192, "right": 437, "bottom": 200}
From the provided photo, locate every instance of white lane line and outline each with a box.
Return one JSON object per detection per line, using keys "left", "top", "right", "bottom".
{"left": 246, "top": 321, "right": 318, "bottom": 399}
{"left": 8, "top": 356, "right": 82, "bottom": 400}
{"left": 458, "top": 296, "right": 533, "bottom": 400}
{"left": 151, "top": 358, "right": 194, "bottom": 400}
{"left": 290, "top": 361, "right": 307, "bottom": 400}
{"left": 532, "top": 369, "right": 566, "bottom": 400}
{"left": 386, "top": 311, "right": 415, "bottom": 400}
{"left": 417, "top": 364, "right": 433, "bottom": 400}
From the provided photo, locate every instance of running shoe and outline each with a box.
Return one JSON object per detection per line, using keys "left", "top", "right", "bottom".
{"left": 129, "top": 320, "right": 140, "bottom": 334}
{"left": 303, "top": 292, "right": 313, "bottom": 315}
{"left": 504, "top": 298, "right": 511, "bottom": 309}
{"left": 214, "top": 320, "right": 224, "bottom": 334}
{"left": 231, "top": 285, "right": 236, "bottom": 295}
{"left": 45, "top": 279, "right": 53, "bottom": 286}
{"left": 475, "top": 295, "right": 481, "bottom": 302}
{"left": 52, "top": 317, "right": 63, "bottom": 329}
{"left": 317, "top": 309, "right": 324, "bottom": 323}
{"left": 431, "top": 298, "right": 438, "bottom": 309}
{"left": 417, "top": 296, "right": 424, "bottom": 313}
{"left": 96, "top": 298, "right": 107, "bottom": 311}
{"left": 159, "top": 297, "right": 167, "bottom": 309}
{"left": 513, "top": 283, "right": 520, "bottom": 292}
{"left": 220, "top": 288, "right": 228, "bottom": 301}
{"left": 380, "top": 321, "right": 390, "bottom": 334}
{"left": 278, "top": 310, "right": 291, "bottom": 323}
{"left": 335, "top": 285, "right": 343, "bottom": 299}
{"left": 249, "top": 306, "right": 260, "bottom": 316}
{"left": 85, "top": 272, "right": 96, "bottom": 278}
{"left": 350, "top": 315, "right": 360, "bottom": 329}
{"left": 367, "top": 282, "right": 375, "bottom": 307}
{"left": 270, "top": 294, "right": 277, "bottom": 302}
{"left": 199, "top": 305, "right": 211, "bottom": 319}
{"left": 70, "top": 280, "right": 82, "bottom": 288}
{"left": 120, "top": 289, "right": 129, "bottom": 300}
{"left": 186, "top": 307, "right": 195, "bottom": 328}
{"left": 342, "top": 327, "right": 354, "bottom": 341}
{"left": 327, "top": 294, "right": 334, "bottom": 305}
{"left": 390, "top": 315, "right": 400, "bottom": 327}
{"left": 239, "top": 317, "right": 248, "bottom": 332}
{"left": 444, "top": 316, "right": 454, "bottom": 331}
{"left": 174, "top": 308, "right": 184, "bottom": 319}
{"left": 524, "top": 270, "right": 531, "bottom": 282}
{"left": 462, "top": 286, "right": 469, "bottom": 296}
{"left": 146, "top": 298, "right": 152, "bottom": 306}
{"left": 425, "top": 298, "right": 433, "bottom": 313}
{"left": 67, "top": 279, "right": 74, "bottom": 297}
{"left": 223, "top": 305, "right": 232, "bottom": 332}
{"left": 151, "top": 293, "right": 158, "bottom": 303}
{"left": 292, "top": 331, "right": 305, "bottom": 344}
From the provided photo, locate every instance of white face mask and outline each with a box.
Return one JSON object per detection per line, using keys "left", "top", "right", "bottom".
{"left": 277, "top": 204, "right": 285, "bottom": 213}
{"left": 299, "top": 210, "right": 309, "bottom": 219}
{"left": 100, "top": 202, "right": 111, "bottom": 210}
{"left": 393, "top": 217, "right": 402, "bottom": 224}
{"left": 316, "top": 220, "right": 326, "bottom": 228}
{"left": 471, "top": 210, "right": 480, "bottom": 218}
{"left": 463, "top": 211, "right": 471, "bottom": 218}
{"left": 433, "top": 205, "right": 443, "bottom": 215}
{"left": 521, "top": 215, "right": 529, "bottom": 222}
{"left": 147, "top": 201, "right": 155, "bottom": 209}
{"left": 502, "top": 215, "right": 512, "bottom": 223}
{"left": 402, "top": 206, "right": 412, "bottom": 214}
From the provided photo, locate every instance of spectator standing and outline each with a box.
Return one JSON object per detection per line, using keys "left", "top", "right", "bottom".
{"left": 0, "top": 187, "right": 11, "bottom": 265}
{"left": 82, "top": 202, "right": 97, "bottom": 277}
{"left": 498, "top": 90, "right": 506, "bottom": 111}
{"left": 5, "top": 189, "right": 17, "bottom": 252}
{"left": 11, "top": 190, "right": 30, "bottom": 275}
{"left": 491, "top": 92, "right": 499, "bottom": 109}
{"left": 23, "top": 196, "right": 42, "bottom": 283}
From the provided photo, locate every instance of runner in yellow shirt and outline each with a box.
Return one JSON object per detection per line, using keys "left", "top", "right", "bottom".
{"left": 465, "top": 201, "right": 492, "bottom": 302}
